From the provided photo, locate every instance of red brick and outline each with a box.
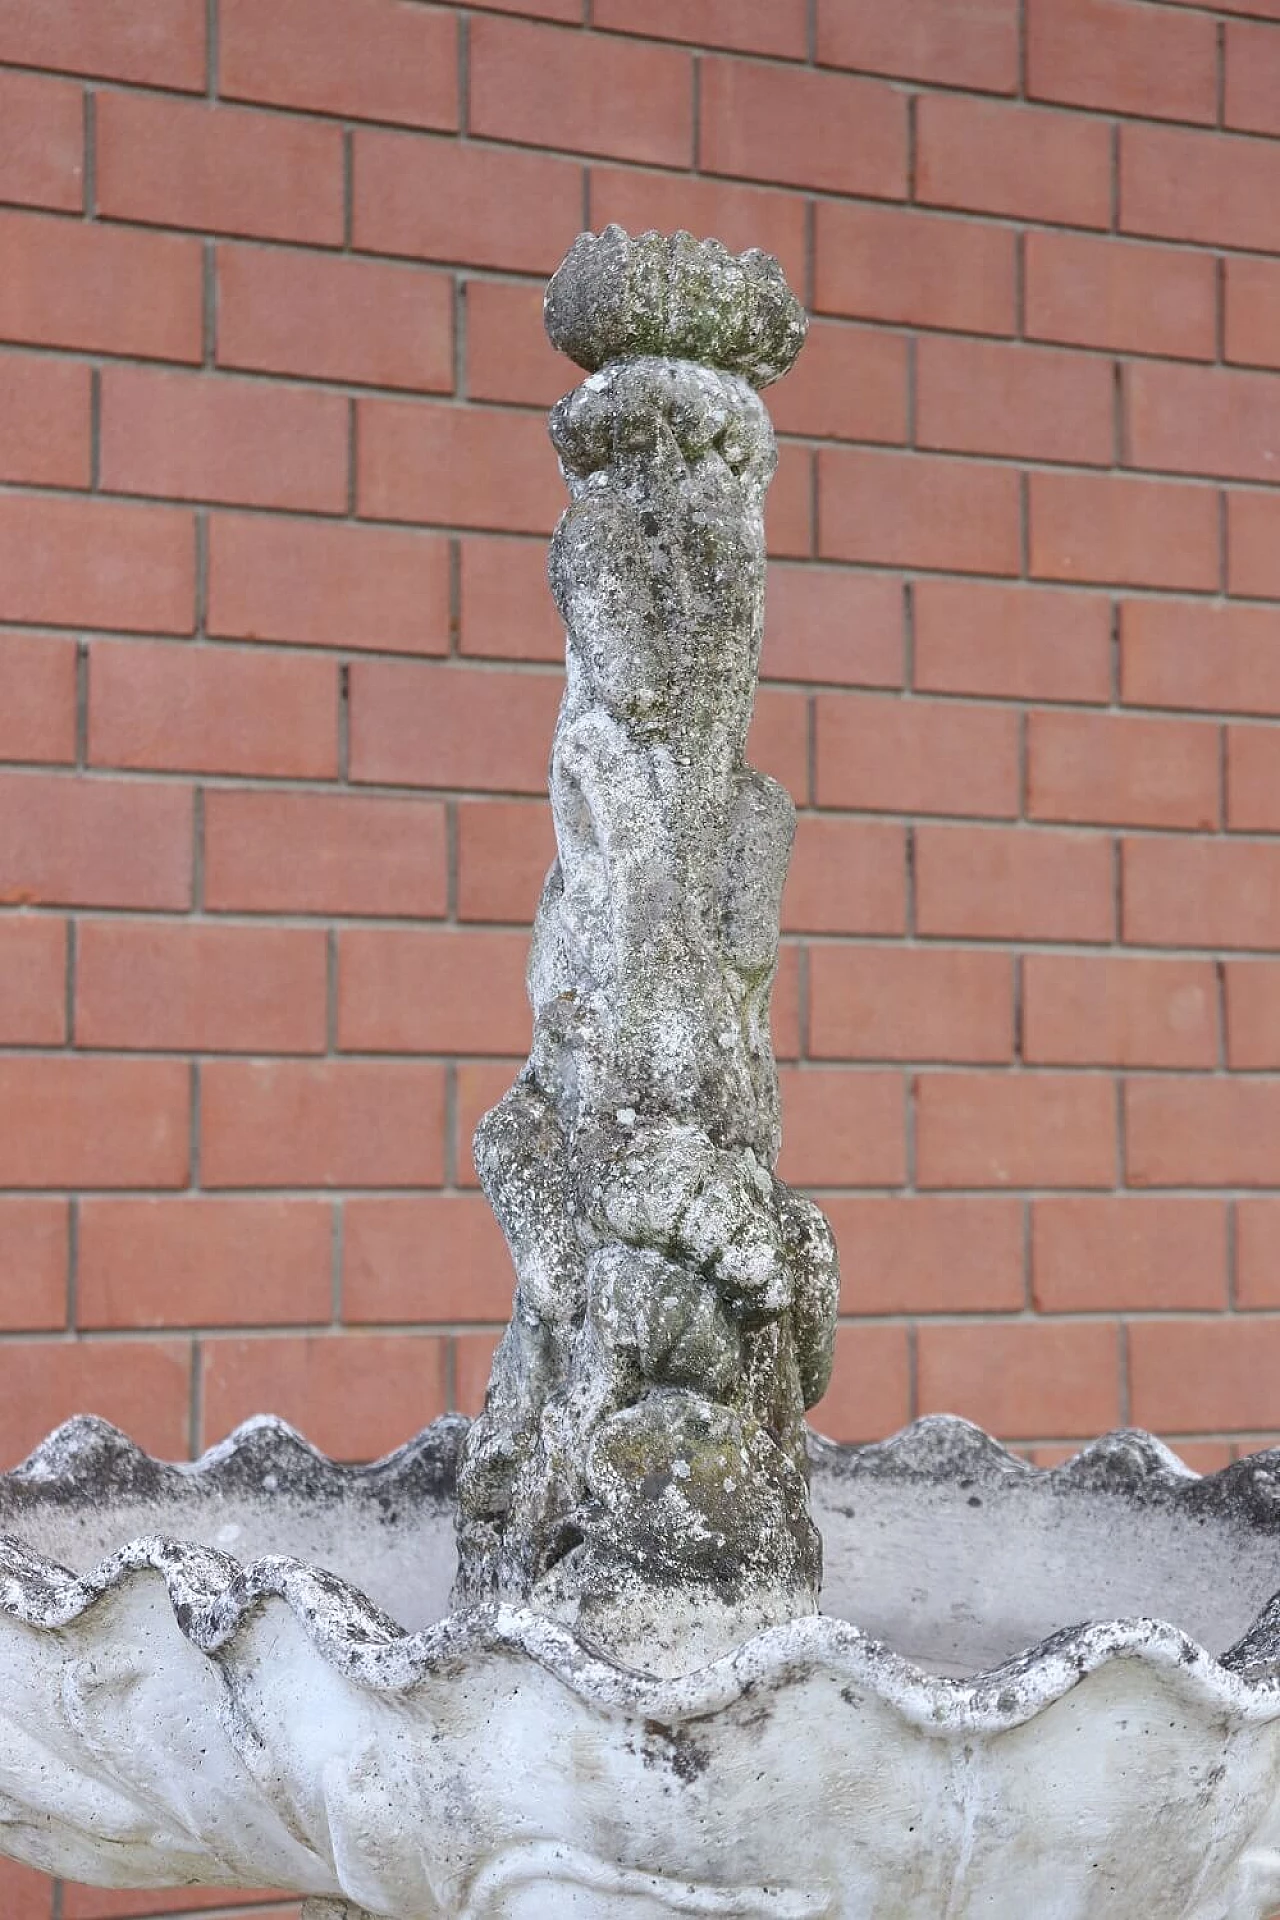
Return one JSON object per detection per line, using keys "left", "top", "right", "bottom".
{"left": 1027, "top": 710, "right": 1220, "bottom": 831}
{"left": 0, "top": 774, "right": 192, "bottom": 910}
{"left": 825, "top": 1196, "right": 1024, "bottom": 1313}
{"left": 1229, "top": 489, "right": 1280, "bottom": 598}
{"left": 1127, "top": 1077, "right": 1280, "bottom": 1186}
{"left": 819, "top": 448, "right": 1021, "bottom": 576}
{"left": 78, "top": 1198, "right": 332, "bottom": 1329}
{"left": 201, "top": 1060, "right": 446, "bottom": 1188}
{"left": 89, "top": 641, "right": 338, "bottom": 781}
{"left": 1226, "top": 961, "right": 1280, "bottom": 1066}
{"left": 748, "top": 686, "right": 810, "bottom": 797}
{"left": 1121, "top": 601, "right": 1280, "bottom": 716}
{"left": 815, "top": 693, "right": 1020, "bottom": 816}
{"left": 349, "top": 660, "right": 564, "bottom": 792}
{"left": 815, "top": 1325, "right": 912, "bottom": 1445}
{"left": 0, "top": 635, "right": 76, "bottom": 765}
{"left": 917, "top": 96, "right": 1112, "bottom": 228}
{"left": 358, "top": 400, "right": 559, "bottom": 533}
{"left": 919, "top": 1320, "right": 1120, "bottom": 1439}
{"left": 1033, "top": 1197, "right": 1226, "bottom": 1313}
{"left": 1236, "top": 1199, "right": 1280, "bottom": 1305}
{"left": 459, "top": 537, "right": 561, "bottom": 663}
{"left": 810, "top": 947, "right": 1013, "bottom": 1064}
{"left": 455, "top": 1328, "right": 503, "bottom": 1418}
{"left": 200, "top": 1332, "right": 448, "bottom": 1459}
{"left": 0, "top": 352, "right": 90, "bottom": 488}
{"left": 1127, "top": 361, "right": 1280, "bottom": 486}
{"left": 471, "top": 16, "right": 692, "bottom": 166}
{"left": 204, "top": 789, "right": 446, "bottom": 917}
{"left": 767, "top": 442, "right": 814, "bottom": 558}
{"left": 0, "top": 210, "right": 201, "bottom": 361}
{"left": 1125, "top": 836, "right": 1280, "bottom": 949}
{"left": 345, "top": 1195, "right": 515, "bottom": 1322}
{"left": 1029, "top": 471, "right": 1219, "bottom": 593}
{"left": 354, "top": 131, "right": 582, "bottom": 274}
{"left": 97, "top": 92, "right": 344, "bottom": 245}
{"left": 1025, "top": 230, "right": 1217, "bottom": 363}
{"left": 0, "top": 0, "right": 205, "bottom": 89}
{"left": 1023, "top": 955, "right": 1219, "bottom": 1068}
{"left": 0, "top": 1340, "right": 191, "bottom": 1466}
{"left": 0, "top": 69, "right": 84, "bottom": 212}
{"left": 917, "top": 824, "right": 1115, "bottom": 942}
{"left": 814, "top": 201, "right": 1016, "bottom": 336}
{"left": 918, "top": 337, "right": 1113, "bottom": 467}
{"left": 219, "top": 0, "right": 458, "bottom": 129}
{"left": 339, "top": 927, "right": 530, "bottom": 1055}
{"left": 0, "top": 494, "right": 195, "bottom": 634}
{"left": 0, "top": 1057, "right": 189, "bottom": 1187}
{"left": 775, "top": 1068, "right": 907, "bottom": 1188}
{"left": 102, "top": 632, "right": 327, "bottom": 777}
{"left": 217, "top": 245, "right": 452, "bottom": 393}
{"left": 207, "top": 515, "right": 450, "bottom": 655}
{"left": 1028, "top": 0, "right": 1216, "bottom": 121}
{"left": 76, "top": 921, "right": 328, "bottom": 1054}
{"left": 0, "top": 1860, "right": 49, "bottom": 1920}
{"left": 456, "top": 1059, "right": 523, "bottom": 1186}
{"left": 458, "top": 799, "right": 555, "bottom": 922}
{"left": 819, "top": 0, "right": 1017, "bottom": 87}
{"left": 701, "top": 57, "right": 907, "bottom": 198}
{"left": 781, "top": 818, "right": 907, "bottom": 934}
{"left": 1225, "top": 256, "right": 1280, "bottom": 371}
{"left": 1121, "top": 123, "right": 1280, "bottom": 253}
{"left": 914, "top": 582, "right": 1111, "bottom": 705}
{"left": 595, "top": 0, "right": 807, "bottom": 55}
{"left": 0, "top": 918, "right": 65, "bottom": 1044}
{"left": 762, "top": 567, "right": 903, "bottom": 690}
{"left": 1229, "top": 723, "right": 1280, "bottom": 829}
{"left": 589, "top": 168, "right": 808, "bottom": 293}
{"left": 1130, "top": 1319, "right": 1280, "bottom": 1432}
{"left": 106, "top": 362, "right": 351, "bottom": 514}
{"left": 467, "top": 278, "right": 569, "bottom": 408}
{"left": 916, "top": 1073, "right": 1116, "bottom": 1190}
{"left": 0, "top": 1201, "right": 67, "bottom": 1331}
{"left": 1226, "top": 19, "right": 1280, "bottom": 133}
{"left": 769, "top": 323, "right": 908, "bottom": 445}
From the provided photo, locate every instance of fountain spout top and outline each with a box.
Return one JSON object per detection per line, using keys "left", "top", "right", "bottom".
{"left": 544, "top": 224, "right": 808, "bottom": 386}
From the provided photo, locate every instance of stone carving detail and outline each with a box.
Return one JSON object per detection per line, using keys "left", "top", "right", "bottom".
{"left": 453, "top": 229, "right": 839, "bottom": 1649}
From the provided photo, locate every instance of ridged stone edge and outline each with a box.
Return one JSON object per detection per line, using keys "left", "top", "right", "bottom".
{"left": 3, "top": 1413, "right": 1280, "bottom": 1725}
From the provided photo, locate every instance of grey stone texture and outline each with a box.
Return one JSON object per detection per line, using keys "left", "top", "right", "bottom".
{"left": 454, "top": 229, "right": 840, "bottom": 1652}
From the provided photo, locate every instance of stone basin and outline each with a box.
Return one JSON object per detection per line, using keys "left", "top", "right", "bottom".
{"left": 3, "top": 1412, "right": 1280, "bottom": 1920}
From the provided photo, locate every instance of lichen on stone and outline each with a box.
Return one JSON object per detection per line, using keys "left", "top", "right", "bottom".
{"left": 454, "top": 230, "right": 838, "bottom": 1660}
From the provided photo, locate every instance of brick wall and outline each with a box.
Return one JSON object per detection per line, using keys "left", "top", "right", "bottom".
{"left": 3, "top": 0, "right": 1280, "bottom": 1913}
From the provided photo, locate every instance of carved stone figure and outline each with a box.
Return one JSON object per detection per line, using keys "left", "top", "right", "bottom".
{"left": 454, "top": 229, "right": 839, "bottom": 1666}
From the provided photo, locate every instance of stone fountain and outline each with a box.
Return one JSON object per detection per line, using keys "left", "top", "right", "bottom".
{"left": 4, "top": 230, "right": 1280, "bottom": 1920}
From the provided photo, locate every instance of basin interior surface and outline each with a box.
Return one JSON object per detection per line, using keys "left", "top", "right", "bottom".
{"left": 4, "top": 1417, "right": 1278, "bottom": 1682}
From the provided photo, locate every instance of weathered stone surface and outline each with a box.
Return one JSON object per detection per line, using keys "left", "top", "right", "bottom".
{"left": 454, "top": 230, "right": 838, "bottom": 1655}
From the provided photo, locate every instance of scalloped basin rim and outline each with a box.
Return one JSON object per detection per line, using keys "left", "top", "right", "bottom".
{"left": 3, "top": 1411, "right": 1280, "bottom": 1725}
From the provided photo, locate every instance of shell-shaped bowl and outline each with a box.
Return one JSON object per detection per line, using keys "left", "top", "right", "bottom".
{"left": 2, "top": 1413, "right": 1280, "bottom": 1918}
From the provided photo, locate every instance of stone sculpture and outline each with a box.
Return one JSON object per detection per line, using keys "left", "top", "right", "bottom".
{"left": 455, "top": 228, "right": 839, "bottom": 1667}
{"left": 2, "top": 231, "right": 1280, "bottom": 1918}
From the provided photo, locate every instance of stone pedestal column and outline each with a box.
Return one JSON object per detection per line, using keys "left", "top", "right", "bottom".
{"left": 453, "top": 229, "right": 839, "bottom": 1670}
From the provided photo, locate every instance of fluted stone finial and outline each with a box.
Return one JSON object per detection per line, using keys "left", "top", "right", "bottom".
{"left": 453, "top": 230, "right": 838, "bottom": 1671}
